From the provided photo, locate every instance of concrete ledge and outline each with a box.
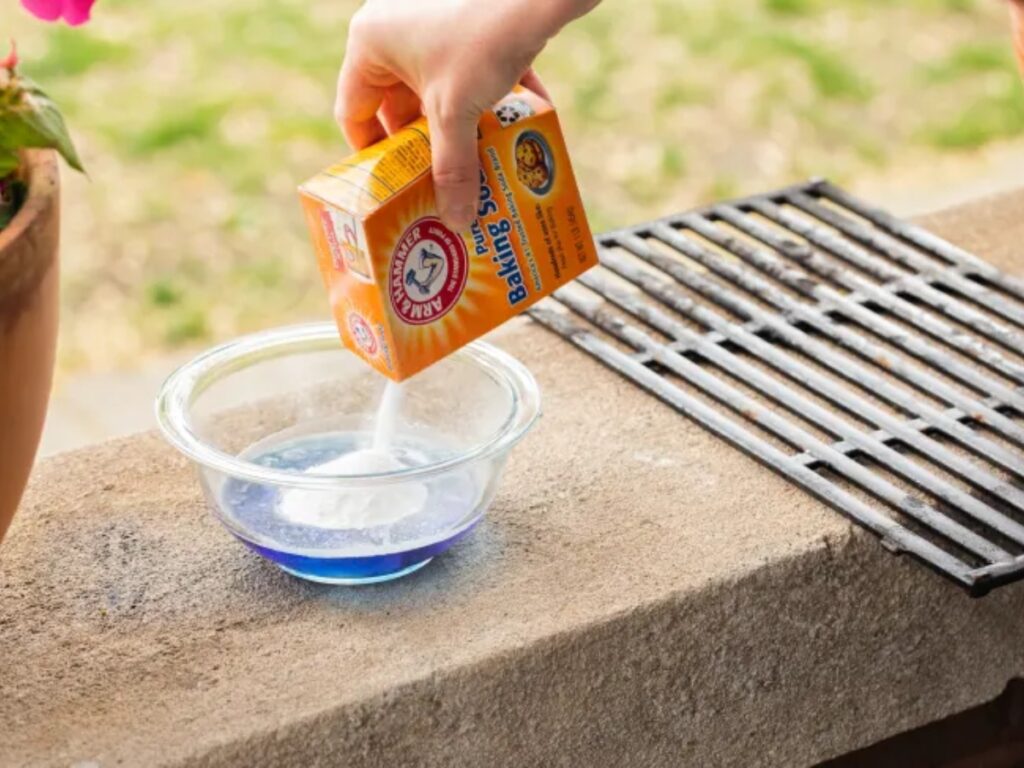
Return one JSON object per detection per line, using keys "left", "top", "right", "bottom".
{"left": 2, "top": 188, "right": 1024, "bottom": 767}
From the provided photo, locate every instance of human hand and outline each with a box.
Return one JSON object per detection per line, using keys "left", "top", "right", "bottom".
{"left": 335, "top": 0, "right": 599, "bottom": 231}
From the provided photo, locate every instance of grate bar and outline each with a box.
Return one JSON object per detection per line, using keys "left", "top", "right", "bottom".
{"left": 973, "top": 555, "right": 1024, "bottom": 582}
{"left": 744, "top": 200, "right": 1024, "bottom": 392}
{"left": 785, "top": 191, "right": 1024, "bottom": 333}
{"left": 753, "top": 198, "right": 1024, "bottom": 381}
{"left": 679, "top": 208, "right": 1024, "bottom": 450}
{"left": 790, "top": 395, "right": 1007, "bottom": 468}
{"left": 628, "top": 323, "right": 756, "bottom": 366}
{"left": 879, "top": 270, "right": 1024, "bottom": 350}
{"left": 814, "top": 180, "right": 1024, "bottom": 305}
{"left": 627, "top": 226, "right": 1024, "bottom": 478}
{"left": 577, "top": 270, "right": 1024, "bottom": 549}
{"left": 753, "top": 201, "right": 1024, "bottom": 382}
{"left": 529, "top": 305, "right": 980, "bottom": 587}
{"left": 595, "top": 245, "right": 1024, "bottom": 532}
{"left": 531, "top": 181, "right": 1024, "bottom": 594}
{"left": 551, "top": 289, "right": 1011, "bottom": 563}
{"left": 631, "top": 293, "right": 885, "bottom": 367}
{"left": 705, "top": 207, "right": 1024, "bottom": 431}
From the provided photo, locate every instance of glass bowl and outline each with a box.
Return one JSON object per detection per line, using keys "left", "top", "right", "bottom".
{"left": 156, "top": 323, "right": 540, "bottom": 585}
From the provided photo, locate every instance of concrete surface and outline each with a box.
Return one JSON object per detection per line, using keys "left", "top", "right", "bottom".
{"left": 2, "top": 189, "right": 1024, "bottom": 767}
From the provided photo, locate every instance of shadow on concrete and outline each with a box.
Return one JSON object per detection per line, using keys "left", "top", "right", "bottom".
{"left": 818, "top": 678, "right": 1024, "bottom": 768}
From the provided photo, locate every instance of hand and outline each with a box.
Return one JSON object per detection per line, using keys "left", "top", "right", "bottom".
{"left": 335, "top": 0, "right": 599, "bottom": 231}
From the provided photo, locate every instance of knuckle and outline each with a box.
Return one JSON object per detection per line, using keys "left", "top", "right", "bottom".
{"left": 332, "top": 100, "right": 347, "bottom": 125}
{"left": 424, "top": 88, "right": 471, "bottom": 131}
{"left": 433, "top": 166, "right": 476, "bottom": 188}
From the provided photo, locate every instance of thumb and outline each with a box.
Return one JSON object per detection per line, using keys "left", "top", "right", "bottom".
{"left": 426, "top": 102, "right": 481, "bottom": 232}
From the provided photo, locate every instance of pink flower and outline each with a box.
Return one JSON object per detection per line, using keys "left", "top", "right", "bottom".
{"left": 20, "top": 0, "right": 95, "bottom": 26}
{"left": 1, "top": 40, "right": 16, "bottom": 71}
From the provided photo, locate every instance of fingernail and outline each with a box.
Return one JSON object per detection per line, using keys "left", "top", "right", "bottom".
{"left": 443, "top": 204, "right": 476, "bottom": 232}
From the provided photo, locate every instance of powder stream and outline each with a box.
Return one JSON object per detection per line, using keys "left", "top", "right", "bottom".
{"left": 276, "top": 382, "right": 428, "bottom": 529}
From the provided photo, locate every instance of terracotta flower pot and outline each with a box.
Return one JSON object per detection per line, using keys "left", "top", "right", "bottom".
{"left": 0, "top": 150, "right": 60, "bottom": 545}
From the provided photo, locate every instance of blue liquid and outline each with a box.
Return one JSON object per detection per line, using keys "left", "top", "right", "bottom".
{"left": 220, "top": 431, "right": 482, "bottom": 584}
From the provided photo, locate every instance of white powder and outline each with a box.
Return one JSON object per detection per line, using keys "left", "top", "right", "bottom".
{"left": 276, "top": 382, "right": 428, "bottom": 530}
{"left": 371, "top": 378, "right": 403, "bottom": 454}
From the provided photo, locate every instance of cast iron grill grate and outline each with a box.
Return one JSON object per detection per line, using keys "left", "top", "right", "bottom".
{"left": 531, "top": 179, "right": 1024, "bottom": 596}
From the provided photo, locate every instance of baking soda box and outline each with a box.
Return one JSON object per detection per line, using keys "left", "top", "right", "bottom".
{"left": 298, "top": 87, "right": 599, "bottom": 381}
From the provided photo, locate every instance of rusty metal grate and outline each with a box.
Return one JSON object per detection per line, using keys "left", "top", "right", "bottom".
{"left": 531, "top": 179, "right": 1024, "bottom": 596}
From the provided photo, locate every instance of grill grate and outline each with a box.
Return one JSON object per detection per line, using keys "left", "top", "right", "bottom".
{"left": 531, "top": 179, "right": 1024, "bottom": 596}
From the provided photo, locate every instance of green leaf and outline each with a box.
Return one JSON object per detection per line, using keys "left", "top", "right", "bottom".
{"left": 0, "top": 75, "right": 85, "bottom": 173}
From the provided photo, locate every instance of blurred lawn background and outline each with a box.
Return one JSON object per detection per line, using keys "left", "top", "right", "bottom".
{"left": 5, "top": 0, "right": 1024, "bottom": 375}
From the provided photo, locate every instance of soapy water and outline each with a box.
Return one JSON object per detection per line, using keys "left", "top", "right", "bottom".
{"left": 219, "top": 383, "right": 484, "bottom": 583}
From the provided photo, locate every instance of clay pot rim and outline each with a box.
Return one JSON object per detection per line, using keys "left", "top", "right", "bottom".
{"left": 0, "top": 149, "right": 60, "bottom": 258}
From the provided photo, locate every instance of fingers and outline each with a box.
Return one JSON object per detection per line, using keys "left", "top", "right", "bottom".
{"left": 379, "top": 83, "right": 423, "bottom": 134}
{"left": 519, "top": 67, "right": 552, "bottom": 102}
{"left": 335, "top": 53, "right": 387, "bottom": 150}
{"left": 425, "top": 100, "right": 480, "bottom": 232}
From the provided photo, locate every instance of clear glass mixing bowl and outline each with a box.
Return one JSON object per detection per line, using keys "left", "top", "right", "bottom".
{"left": 156, "top": 323, "right": 540, "bottom": 584}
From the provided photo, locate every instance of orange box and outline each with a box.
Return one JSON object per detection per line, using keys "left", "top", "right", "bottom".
{"left": 298, "top": 88, "right": 599, "bottom": 381}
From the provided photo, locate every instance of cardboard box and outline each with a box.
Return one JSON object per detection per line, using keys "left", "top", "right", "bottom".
{"left": 299, "top": 88, "right": 598, "bottom": 380}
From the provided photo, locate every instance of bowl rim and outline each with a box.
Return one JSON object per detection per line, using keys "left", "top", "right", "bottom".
{"left": 155, "top": 322, "right": 541, "bottom": 488}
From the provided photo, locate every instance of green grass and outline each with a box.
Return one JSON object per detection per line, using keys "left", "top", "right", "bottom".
{"left": 923, "top": 83, "right": 1024, "bottom": 148}
{"left": 568, "top": 10, "right": 621, "bottom": 121}
{"left": 234, "top": 259, "right": 286, "bottom": 291}
{"left": 146, "top": 280, "right": 183, "bottom": 307}
{"left": 916, "top": 0, "right": 975, "bottom": 11}
{"left": 656, "top": 81, "right": 709, "bottom": 110}
{"left": 743, "top": 33, "right": 874, "bottom": 101}
{"left": 842, "top": 0, "right": 975, "bottom": 10}
{"left": 762, "top": 0, "right": 819, "bottom": 16}
{"left": 26, "top": 27, "right": 133, "bottom": 80}
{"left": 922, "top": 43, "right": 1017, "bottom": 83}
{"left": 700, "top": 177, "right": 740, "bottom": 204}
{"left": 573, "top": 79, "right": 609, "bottom": 120}
{"left": 854, "top": 137, "right": 888, "bottom": 167}
{"left": 269, "top": 116, "right": 340, "bottom": 145}
{"left": 653, "top": 0, "right": 694, "bottom": 32}
{"left": 218, "top": 3, "right": 342, "bottom": 76}
{"left": 660, "top": 145, "right": 687, "bottom": 177}
{"left": 683, "top": 6, "right": 743, "bottom": 56}
{"left": 122, "top": 102, "right": 231, "bottom": 155}
{"left": 164, "top": 308, "right": 209, "bottom": 345}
